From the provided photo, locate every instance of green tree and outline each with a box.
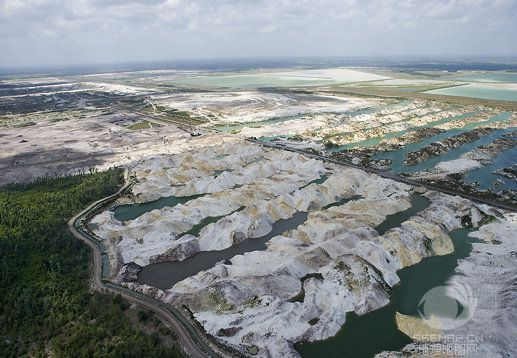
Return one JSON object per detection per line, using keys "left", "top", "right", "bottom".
{"left": 0, "top": 169, "right": 181, "bottom": 357}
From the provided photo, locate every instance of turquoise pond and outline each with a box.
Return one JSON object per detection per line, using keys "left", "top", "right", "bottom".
{"left": 426, "top": 84, "right": 517, "bottom": 102}
{"left": 444, "top": 71, "right": 517, "bottom": 83}
{"left": 464, "top": 144, "right": 517, "bottom": 191}
{"left": 366, "top": 111, "right": 516, "bottom": 191}
{"left": 373, "top": 121, "right": 514, "bottom": 174}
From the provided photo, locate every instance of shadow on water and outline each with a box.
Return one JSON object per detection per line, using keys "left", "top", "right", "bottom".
{"left": 295, "top": 228, "right": 478, "bottom": 358}
{"left": 138, "top": 211, "right": 309, "bottom": 289}
{"left": 322, "top": 195, "right": 363, "bottom": 210}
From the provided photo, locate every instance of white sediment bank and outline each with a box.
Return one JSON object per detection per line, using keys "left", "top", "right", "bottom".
{"left": 90, "top": 139, "right": 486, "bottom": 356}
{"left": 378, "top": 209, "right": 517, "bottom": 358}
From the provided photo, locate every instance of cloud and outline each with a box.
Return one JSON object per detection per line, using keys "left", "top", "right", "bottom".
{"left": 0, "top": 0, "right": 516, "bottom": 66}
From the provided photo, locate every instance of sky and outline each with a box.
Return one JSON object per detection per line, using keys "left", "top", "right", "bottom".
{"left": 1, "top": 0, "right": 517, "bottom": 67}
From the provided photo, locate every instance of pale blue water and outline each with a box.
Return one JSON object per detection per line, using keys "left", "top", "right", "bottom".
{"left": 328, "top": 111, "right": 478, "bottom": 152}
{"left": 371, "top": 112, "right": 513, "bottom": 173}
{"left": 464, "top": 144, "right": 517, "bottom": 191}
{"left": 445, "top": 72, "right": 517, "bottom": 83}
{"left": 394, "top": 128, "right": 514, "bottom": 174}
{"left": 426, "top": 84, "right": 517, "bottom": 102}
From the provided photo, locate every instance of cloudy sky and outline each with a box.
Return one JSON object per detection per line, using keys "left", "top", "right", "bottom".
{"left": 1, "top": 0, "right": 516, "bottom": 67}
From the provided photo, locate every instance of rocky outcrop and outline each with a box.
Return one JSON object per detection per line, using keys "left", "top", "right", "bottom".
{"left": 408, "top": 133, "right": 517, "bottom": 205}
{"left": 382, "top": 127, "right": 445, "bottom": 146}
{"left": 151, "top": 235, "right": 200, "bottom": 263}
{"left": 195, "top": 171, "right": 404, "bottom": 252}
{"left": 330, "top": 127, "right": 446, "bottom": 170}
{"left": 318, "top": 105, "right": 473, "bottom": 148}
{"left": 116, "top": 262, "right": 142, "bottom": 282}
{"left": 462, "top": 136, "right": 516, "bottom": 163}
{"left": 413, "top": 134, "right": 517, "bottom": 177}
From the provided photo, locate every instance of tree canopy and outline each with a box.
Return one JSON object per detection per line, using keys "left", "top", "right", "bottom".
{"left": 0, "top": 169, "right": 181, "bottom": 357}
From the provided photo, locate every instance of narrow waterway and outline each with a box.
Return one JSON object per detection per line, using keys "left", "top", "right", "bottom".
{"left": 463, "top": 140, "right": 517, "bottom": 191}
{"left": 137, "top": 192, "right": 366, "bottom": 289}
{"left": 375, "top": 194, "right": 430, "bottom": 235}
{"left": 328, "top": 109, "right": 477, "bottom": 152}
{"left": 137, "top": 211, "right": 309, "bottom": 289}
{"left": 371, "top": 113, "right": 513, "bottom": 174}
{"left": 113, "top": 193, "right": 204, "bottom": 221}
{"left": 295, "top": 228, "right": 477, "bottom": 358}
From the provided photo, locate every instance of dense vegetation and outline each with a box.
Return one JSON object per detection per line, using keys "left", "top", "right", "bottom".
{"left": 0, "top": 169, "right": 181, "bottom": 357}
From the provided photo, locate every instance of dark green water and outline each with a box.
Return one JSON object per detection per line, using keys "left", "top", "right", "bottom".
{"left": 137, "top": 211, "right": 309, "bottom": 289}
{"left": 136, "top": 191, "right": 364, "bottom": 288}
{"left": 295, "top": 228, "right": 477, "bottom": 358}
{"left": 374, "top": 194, "right": 430, "bottom": 235}
{"left": 113, "top": 193, "right": 204, "bottom": 221}
{"left": 322, "top": 195, "right": 363, "bottom": 210}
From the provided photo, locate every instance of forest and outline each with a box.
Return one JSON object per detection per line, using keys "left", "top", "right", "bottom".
{"left": 0, "top": 169, "right": 181, "bottom": 357}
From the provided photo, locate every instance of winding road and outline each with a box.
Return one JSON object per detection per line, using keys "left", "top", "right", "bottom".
{"left": 67, "top": 169, "right": 223, "bottom": 358}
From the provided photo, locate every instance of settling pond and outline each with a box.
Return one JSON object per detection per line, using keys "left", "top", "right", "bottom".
{"left": 296, "top": 228, "right": 477, "bottom": 357}
{"left": 137, "top": 194, "right": 427, "bottom": 289}
{"left": 121, "top": 191, "right": 475, "bottom": 358}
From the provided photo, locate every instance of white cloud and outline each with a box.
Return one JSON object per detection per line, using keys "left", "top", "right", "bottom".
{"left": 0, "top": 0, "right": 516, "bottom": 66}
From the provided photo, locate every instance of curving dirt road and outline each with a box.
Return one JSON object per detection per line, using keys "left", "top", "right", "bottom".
{"left": 67, "top": 170, "right": 221, "bottom": 358}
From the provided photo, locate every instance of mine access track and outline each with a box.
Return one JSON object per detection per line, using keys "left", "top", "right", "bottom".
{"left": 67, "top": 169, "right": 226, "bottom": 358}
